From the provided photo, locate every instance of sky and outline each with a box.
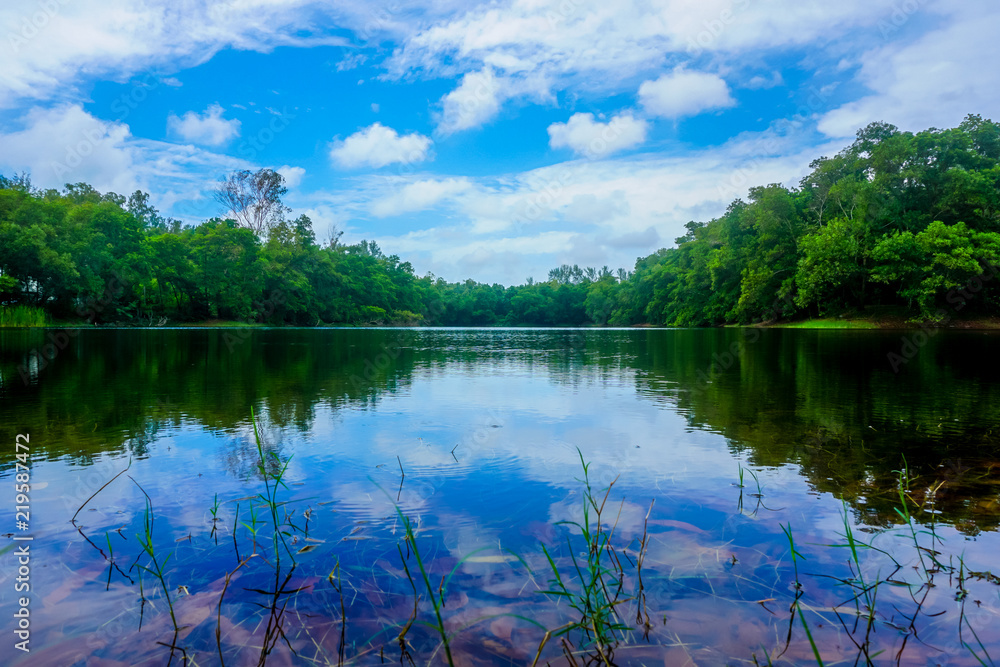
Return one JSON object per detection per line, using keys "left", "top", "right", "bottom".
{"left": 0, "top": 0, "right": 998, "bottom": 285}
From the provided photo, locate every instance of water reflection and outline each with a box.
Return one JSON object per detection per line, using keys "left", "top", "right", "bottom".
{"left": 0, "top": 328, "right": 998, "bottom": 665}
{"left": 2, "top": 328, "right": 998, "bottom": 531}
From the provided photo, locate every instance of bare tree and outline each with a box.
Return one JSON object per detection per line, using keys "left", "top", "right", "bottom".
{"left": 324, "top": 226, "right": 344, "bottom": 249}
{"left": 214, "top": 168, "right": 290, "bottom": 236}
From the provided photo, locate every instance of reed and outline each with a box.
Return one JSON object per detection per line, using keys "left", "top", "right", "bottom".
{"left": 250, "top": 406, "right": 296, "bottom": 564}
{"left": 209, "top": 493, "right": 221, "bottom": 541}
{"left": 131, "top": 479, "right": 181, "bottom": 637}
{"left": 394, "top": 508, "right": 455, "bottom": 666}
{"left": 781, "top": 522, "right": 804, "bottom": 591}
{"left": 533, "top": 449, "right": 637, "bottom": 666}
{"left": 771, "top": 457, "right": 1000, "bottom": 667}
{"left": 0, "top": 305, "right": 46, "bottom": 327}
{"left": 72, "top": 433, "right": 1000, "bottom": 667}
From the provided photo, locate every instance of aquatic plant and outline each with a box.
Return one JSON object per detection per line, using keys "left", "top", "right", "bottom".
{"left": 131, "top": 479, "right": 181, "bottom": 640}
{"left": 395, "top": 509, "right": 456, "bottom": 666}
{"left": 759, "top": 458, "right": 1000, "bottom": 667}
{"left": 532, "top": 448, "right": 652, "bottom": 666}
{"left": 68, "top": 439, "right": 1000, "bottom": 667}
{"left": 0, "top": 305, "right": 46, "bottom": 327}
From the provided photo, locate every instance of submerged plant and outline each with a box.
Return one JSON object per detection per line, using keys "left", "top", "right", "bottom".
{"left": 250, "top": 406, "right": 296, "bottom": 564}
{"left": 395, "top": 510, "right": 456, "bottom": 666}
{"left": 533, "top": 448, "right": 648, "bottom": 666}
{"left": 69, "top": 434, "right": 1000, "bottom": 667}
{"left": 131, "top": 479, "right": 181, "bottom": 640}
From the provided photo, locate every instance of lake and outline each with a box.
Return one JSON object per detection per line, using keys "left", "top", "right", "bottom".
{"left": 1, "top": 327, "right": 999, "bottom": 666}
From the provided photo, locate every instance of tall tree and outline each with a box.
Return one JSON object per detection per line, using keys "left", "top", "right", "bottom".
{"left": 213, "top": 168, "right": 290, "bottom": 237}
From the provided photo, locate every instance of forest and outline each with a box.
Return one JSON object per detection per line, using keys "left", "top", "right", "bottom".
{"left": 1, "top": 114, "right": 999, "bottom": 327}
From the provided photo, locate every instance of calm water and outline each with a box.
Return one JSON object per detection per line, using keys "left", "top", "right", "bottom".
{"left": 1, "top": 328, "right": 999, "bottom": 665}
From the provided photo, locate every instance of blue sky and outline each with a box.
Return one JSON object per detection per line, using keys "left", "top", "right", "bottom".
{"left": 1, "top": 0, "right": 997, "bottom": 285}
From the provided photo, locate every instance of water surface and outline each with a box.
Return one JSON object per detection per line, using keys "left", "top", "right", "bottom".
{"left": 1, "top": 328, "right": 998, "bottom": 665}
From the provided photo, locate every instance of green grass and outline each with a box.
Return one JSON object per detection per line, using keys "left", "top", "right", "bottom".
{"left": 0, "top": 305, "right": 47, "bottom": 327}
{"left": 181, "top": 320, "right": 268, "bottom": 327}
{"left": 767, "top": 318, "right": 879, "bottom": 329}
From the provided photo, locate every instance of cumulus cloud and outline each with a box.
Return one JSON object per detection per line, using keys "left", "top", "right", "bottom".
{"left": 436, "top": 67, "right": 504, "bottom": 135}
{"left": 639, "top": 69, "right": 735, "bottom": 119}
{"left": 167, "top": 103, "right": 241, "bottom": 146}
{"left": 354, "top": 125, "right": 824, "bottom": 285}
{"left": 276, "top": 165, "right": 305, "bottom": 188}
{"left": 371, "top": 178, "right": 472, "bottom": 217}
{"left": 329, "top": 122, "right": 433, "bottom": 169}
{"left": 379, "top": 0, "right": 930, "bottom": 136}
{"left": 0, "top": 103, "right": 136, "bottom": 193}
{"left": 548, "top": 112, "right": 648, "bottom": 158}
{"left": 0, "top": 103, "right": 244, "bottom": 214}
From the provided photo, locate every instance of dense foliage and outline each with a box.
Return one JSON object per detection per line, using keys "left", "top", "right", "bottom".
{"left": 1, "top": 114, "right": 999, "bottom": 326}
{"left": 620, "top": 114, "right": 1000, "bottom": 325}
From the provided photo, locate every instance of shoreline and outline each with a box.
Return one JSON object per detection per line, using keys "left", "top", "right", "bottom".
{"left": 4, "top": 317, "right": 1000, "bottom": 330}
{"left": 757, "top": 316, "right": 1000, "bottom": 330}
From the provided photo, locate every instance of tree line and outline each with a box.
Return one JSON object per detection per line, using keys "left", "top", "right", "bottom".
{"left": 1, "top": 114, "right": 999, "bottom": 327}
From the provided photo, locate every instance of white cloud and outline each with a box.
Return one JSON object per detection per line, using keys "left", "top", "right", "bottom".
{"left": 329, "top": 122, "right": 433, "bottom": 169}
{"left": 371, "top": 178, "right": 472, "bottom": 217}
{"left": 639, "top": 69, "right": 735, "bottom": 119}
{"left": 606, "top": 226, "right": 660, "bottom": 249}
{"left": 167, "top": 103, "right": 241, "bottom": 146}
{"left": 371, "top": 0, "right": 939, "bottom": 139}
{"left": 547, "top": 112, "right": 648, "bottom": 157}
{"left": 387, "top": 0, "right": 905, "bottom": 90}
{"left": 276, "top": 165, "right": 305, "bottom": 188}
{"left": 564, "top": 191, "right": 631, "bottom": 225}
{"left": 352, "top": 124, "right": 825, "bottom": 284}
{"left": 292, "top": 203, "right": 352, "bottom": 244}
{"left": 0, "top": 0, "right": 351, "bottom": 108}
{"left": 0, "top": 104, "right": 136, "bottom": 194}
{"left": 818, "top": 3, "right": 1000, "bottom": 138}
{"left": 0, "top": 104, "right": 244, "bottom": 216}
{"left": 745, "top": 71, "right": 784, "bottom": 90}
{"left": 336, "top": 52, "right": 367, "bottom": 71}
{"left": 392, "top": 229, "right": 578, "bottom": 265}
{"left": 436, "top": 67, "right": 504, "bottom": 135}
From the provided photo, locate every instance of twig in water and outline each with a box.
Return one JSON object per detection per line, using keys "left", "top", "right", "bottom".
{"left": 72, "top": 458, "right": 132, "bottom": 523}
